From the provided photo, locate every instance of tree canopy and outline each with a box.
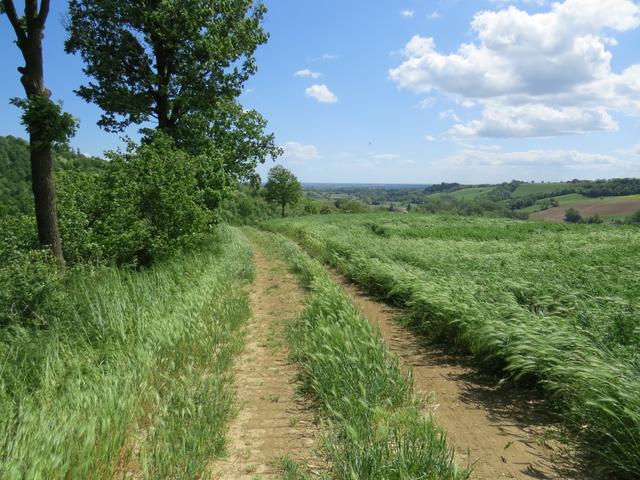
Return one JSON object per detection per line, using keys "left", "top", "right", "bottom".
{"left": 65, "top": 0, "right": 279, "bottom": 183}
{"left": 264, "top": 165, "right": 302, "bottom": 217}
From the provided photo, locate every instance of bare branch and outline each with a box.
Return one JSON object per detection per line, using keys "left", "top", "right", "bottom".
{"left": 2, "top": 0, "right": 26, "bottom": 42}
{"left": 25, "top": 0, "right": 37, "bottom": 20}
{"left": 37, "top": 0, "right": 49, "bottom": 25}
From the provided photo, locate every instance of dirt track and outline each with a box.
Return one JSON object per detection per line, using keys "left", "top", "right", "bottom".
{"left": 530, "top": 198, "right": 640, "bottom": 222}
{"left": 328, "top": 270, "right": 589, "bottom": 480}
{"left": 209, "top": 245, "right": 321, "bottom": 479}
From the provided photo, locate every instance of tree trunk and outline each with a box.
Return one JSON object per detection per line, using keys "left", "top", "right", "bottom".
{"left": 4, "top": 0, "right": 64, "bottom": 266}
{"left": 281, "top": 202, "right": 285, "bottom": 218}
{"left": 30, "top": 142, "right": 64, "bottom": 263}
{"left": 152, "top": 35, "right": 173, "bottom": 133}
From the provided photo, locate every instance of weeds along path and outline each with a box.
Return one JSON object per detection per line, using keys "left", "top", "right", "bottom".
{"left": 209, "top": 242, "right": 321, "bottom": 479}
{"left": 327, "top": 270, "right": 584, "bottom": 480}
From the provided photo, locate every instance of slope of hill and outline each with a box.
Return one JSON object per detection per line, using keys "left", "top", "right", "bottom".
{"left": 0, "top": 136, "right": 104, "bottom": 215}
{"left": 510, "top": 181, "right": 582, "bottom": 197}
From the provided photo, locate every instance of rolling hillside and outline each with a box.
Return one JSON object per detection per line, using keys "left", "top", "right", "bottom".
{"left": 0, "top": 136, "right": 104, "bottom": 215}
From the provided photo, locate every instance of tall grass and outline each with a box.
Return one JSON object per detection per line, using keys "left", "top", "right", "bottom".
{"left": 0, "top": 226, "right": 253, "bottom": 479}
{"left": 264, "top": 213, "right": 640, "bottom": 478}
{"left": 252, "top": 229, "right": 468, "bottom": 480}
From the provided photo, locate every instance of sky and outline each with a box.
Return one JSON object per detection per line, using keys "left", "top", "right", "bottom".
{"left": 2, "top": 0, "right": 640, "bottom": 184}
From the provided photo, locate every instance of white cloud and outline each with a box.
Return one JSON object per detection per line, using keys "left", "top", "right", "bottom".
{"left": 415, "top": 97, "right": 436, "bottom": 109}
{"left": 309, "top": 53, "right": 339, "bottom": 62}
{"left": 282, "top": 142, "right": 321, "bottom": 162}
{"left": 617, "top": 144, "right": 640, "bottom": 156}
{"left": 295, "top": 69, "right": 322, "bottom": 79}
{"left": 427, "top": 11, "right": 441, "bottom": 19}
{"left": 390, "top": 0, "right": 640, "bottom": 137}
{"left": 444, "top": 148, "right": 628, "bottom": 168}
{"left": 425, "top": 135, "right": 437, "bottom": 141}
{"left": 305, "top": 84, "right": 338, "bottom": 103}
{"left": 450, "top": 104, "right": 618, "bottom": 137}
{"left": 400, "top": 9, "right": 415, "bottom": 18}
{"left": 439, "top": 109, "right": 461, "bottom": 122}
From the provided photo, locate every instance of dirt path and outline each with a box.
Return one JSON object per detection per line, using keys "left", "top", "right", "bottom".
{"left": 209, "top": 245, "right": 321, "bottom": 479}
{"left": 328, "top": 270, "right": 587, "bottom": 480}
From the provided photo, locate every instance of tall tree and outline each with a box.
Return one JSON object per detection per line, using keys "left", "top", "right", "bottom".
{"left": 264, "top": 165, "right": 302, "bottom": 218}
{"left": 65, "top": 0, "right": 279, "bottom": 177}
{"left": 2, "top": 0, "right": 75, "bottom": 266}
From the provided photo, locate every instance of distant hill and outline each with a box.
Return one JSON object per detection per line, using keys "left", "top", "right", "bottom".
{"left": 0, "top": 136, "right": 104, "bottom": 215}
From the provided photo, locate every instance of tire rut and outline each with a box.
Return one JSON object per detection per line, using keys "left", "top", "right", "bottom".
{"left": 208, "top": 245, "right": 321, "bottom": 479}
{"left": 327, "top": 269, "right": 591, "bottom": 480}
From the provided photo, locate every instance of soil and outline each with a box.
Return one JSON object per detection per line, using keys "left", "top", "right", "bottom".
{"left": 328, "top": 270, "right": 591, "bottom": 480}
{"left": 208, "top": 244, "right": 322, "bottom": 479}
{"left": 530, "top": 198, "right": 640, "bottom": 222}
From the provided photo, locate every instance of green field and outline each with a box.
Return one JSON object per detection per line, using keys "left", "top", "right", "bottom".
{"left": 511, "top": 182, "right": 576, "bottom": 197}
{"left": 264, "top": 213, "right": 640, "bottom": 478}
{"left": 550, "top": 193, "right": 640, "bottom": 205}
{"left": 429, "top": 186, "right": 494, "bottom": 200}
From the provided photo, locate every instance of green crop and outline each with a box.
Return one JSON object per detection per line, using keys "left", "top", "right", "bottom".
{"left": 264, "top": 213, "right": 640, "bottom": 478}
{"left": 252, "top": 228, "right": 468, "bottom": 480}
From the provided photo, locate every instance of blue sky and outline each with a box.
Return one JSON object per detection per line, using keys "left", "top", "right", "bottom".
{"left": 2, "top": 0, "right": 640, "bottom": 184}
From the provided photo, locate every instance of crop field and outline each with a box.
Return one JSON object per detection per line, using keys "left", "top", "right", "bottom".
{"left": 429, "top": 187, "right": 494, "bottom": 200}
{"left": 264, "top": 213, "right": 640, "bottom": 478}
{"left": 529, "top": 194, "right": 640, "bottom": 221}
{"left": 511, "top": 182, "right": 576, "bottom": 197}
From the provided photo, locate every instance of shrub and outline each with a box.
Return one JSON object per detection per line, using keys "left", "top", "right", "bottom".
{"left": 56, "top": 133, "right": 215, "bottom": 266}
{"left": 564, "top": 208, "right": 582, "bottom": 223}
{"left": 626, "top": 210, "right": 640, "bottom": 224}
{"left": 0, "top": 216, "right": 60, "bottom": 325}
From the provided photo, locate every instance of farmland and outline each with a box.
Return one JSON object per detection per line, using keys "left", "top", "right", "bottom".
{"left": 264, "top": 213, "right": 640, "bottom": 478}
{"left": 3, "top": 0, "right": 640, "bottom": 477}
{"left": 511, "top": 182, "right": 578, "bottom": 197}
{"left": 529, "top": 194, "right": 640, "bottom": 221}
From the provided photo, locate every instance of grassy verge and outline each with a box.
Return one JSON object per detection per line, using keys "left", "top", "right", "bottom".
{"left": 251, "top": 228, "right": 468, "bottom": 480}
{"left": 264, "top": 214, "right": 640, "bottom": 478}
{"left": 0, "top": 226, "right": 253, "bottom": 479}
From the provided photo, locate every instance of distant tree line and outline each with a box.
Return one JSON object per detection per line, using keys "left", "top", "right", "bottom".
{"left": 580, "top": 178, "right": 640, "bottom": 198}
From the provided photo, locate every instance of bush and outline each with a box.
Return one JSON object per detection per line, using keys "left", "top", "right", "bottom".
{"left": 57, "top": 133, "right": 215, "bottom": 266}
{"left": 220, "top": 186, "right": 277, "bottom": 225}
{"left": 0, "top": 216, "right": 60, "bottom": 325}
{"left": 626, "top": 210, "right": 640, "bottom": 224}
{"left": 335, "top": 198, "right": 370, "bottom": 213}
{"left": 564, "top": 208, "right": 582, "bottom": 223}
